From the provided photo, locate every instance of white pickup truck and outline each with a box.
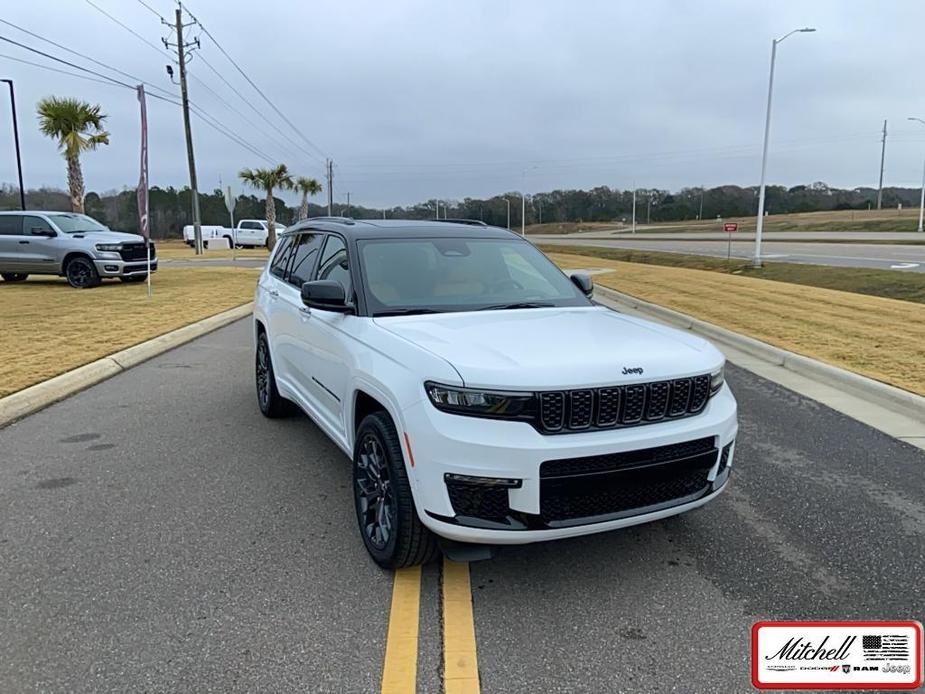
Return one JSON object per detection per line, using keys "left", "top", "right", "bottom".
{"left": 182, "top": 220, "right": 286, "bottom": 248}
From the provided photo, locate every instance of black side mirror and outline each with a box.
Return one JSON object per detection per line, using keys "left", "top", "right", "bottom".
{"left": 570, "top": 272, "right": 594, "bottom": 297}
{"left": 301, "top": 280, "right": 354, "bottom": 313}
{"left": 30, "top": 228, "right": 56, "bottom": 237}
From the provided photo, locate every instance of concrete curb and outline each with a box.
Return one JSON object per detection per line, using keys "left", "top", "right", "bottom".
{"left": 596, "top": 286, "right": 925, "bottom": 420}
{"left": 0, "top": 302, "right": 254, "bottom": 428}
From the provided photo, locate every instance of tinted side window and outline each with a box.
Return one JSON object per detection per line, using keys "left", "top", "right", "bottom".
{"left": 22, "top": 216, "right": 55, "bottom": 236}
{"left": 0, "top": 215, "right": 23, "bottom": 235}
{"left": 269, "top": 235, "right": 295, "bottom": 279}
{"left": 240, "top": 221, "right": 257, "bottom": 230}
{"left": 288, "top": 233, "right": 325, "bottom": 287}
{"left": 316, "top": 235, "right": 351, "bottom": 298}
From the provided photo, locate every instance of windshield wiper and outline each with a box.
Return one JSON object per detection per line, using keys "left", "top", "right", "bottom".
{"left": 373, "top": 308, "right": 444, "bottom": 317}
{"left": 476, "top": 301, "right": 555, "bottom": 311}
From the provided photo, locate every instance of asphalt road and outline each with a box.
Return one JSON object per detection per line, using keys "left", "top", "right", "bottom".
{"left": 2, "top": 319, "right": 924, "bottom": 692}
{"left": 536, "top": 236, "right": 925, "bottom": 272}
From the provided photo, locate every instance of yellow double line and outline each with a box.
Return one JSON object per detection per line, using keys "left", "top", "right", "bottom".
{"left": 381, "top": 558, "right": 481, "bottom": 694}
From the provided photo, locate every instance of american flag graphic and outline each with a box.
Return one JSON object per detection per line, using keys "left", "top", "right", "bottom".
{"left": 862, "top": 634, "right": 910, "bottom": 660}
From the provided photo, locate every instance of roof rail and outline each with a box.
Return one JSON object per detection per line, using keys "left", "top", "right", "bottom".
{"left": 433, "top": 218, "right": 488, "bottom": 227}
{"left": 305, "top": 216, "right": 355, "bottom": 225}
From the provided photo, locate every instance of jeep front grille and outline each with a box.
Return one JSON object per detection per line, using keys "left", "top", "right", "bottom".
{"left": 536, "top": 374, "right": 711, "bottom": 434}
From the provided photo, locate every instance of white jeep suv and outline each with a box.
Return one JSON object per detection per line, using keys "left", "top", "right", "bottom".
{"left": 253, "top": 218, "right": 737, "bottom": 568}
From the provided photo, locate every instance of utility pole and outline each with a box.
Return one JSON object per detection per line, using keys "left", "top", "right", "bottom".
{"left": 698, "top": 186, "right": 704, "bottom": 221}
{"left": 171, "top": 8, "right": 203, "bottom": 254}
{"left": 326, "top": 159, "right": 333, "bottom": 215}
{"left": 646, "top": 193, "right": 652, "bottom": 225}
{"left": 877, "top": 119, "right": 887, "bottom": 210}
{"left": 505, "top": 198, "right": 510, "bottom": 229}
{"left": 1, "top": 79, "right": 25, "bottom": 210}
{"left": 632, "top": 186, "right": 637, "bottom": 234}
{"left": 521, "top": 192, "right": 525, "bottom": 236}
{"left": 345, "top": 192, "right": 351, "bottom": 217}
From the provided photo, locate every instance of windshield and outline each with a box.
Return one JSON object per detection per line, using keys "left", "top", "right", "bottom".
{"left": 50, "top": 213, "right": 110, "bottom": 234}
{"left": 359, "top": 237, "right": 590, "bottom": 316}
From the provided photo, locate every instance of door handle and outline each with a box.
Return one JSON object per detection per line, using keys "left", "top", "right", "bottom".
{"left": 299, "top": 306, "right": 312, "bottom": 319}
{"left": 268, "top": 288, "right": 279, "bottom": 298}
{"left": 18, "top": 240, "right": 29, "bottom": 244}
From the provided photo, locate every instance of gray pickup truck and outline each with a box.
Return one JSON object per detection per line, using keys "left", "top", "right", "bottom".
{"left": 0, "top": 211, "right": 157, "bottom": 288}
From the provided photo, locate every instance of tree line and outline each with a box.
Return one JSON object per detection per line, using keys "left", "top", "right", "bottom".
{"left": 9, "top": 95, "right": 923, "bottom": 237}
{"left": 2, "top": 181, "right": 922, "bottom": 239}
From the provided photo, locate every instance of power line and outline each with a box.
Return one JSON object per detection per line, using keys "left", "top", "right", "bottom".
{"left": 0, "top": 34, "right": 275, "bottom": 163}
{"left": 0, "top": 18, "right": 175, "bottom": 100}
{"left": 135, "top": 0, "right": 166, "bottom": 20}
{"left": 181, "top": 1, "right": 330, "bottom": 162}
{"left": 0, "top": 51, "right": 119, "bottom": 87}
{"left": 80, "top": 0, "right": 298, "bottom": 165}
{"left": 194, "top": 51, "right": 324, "bottom": 167}
{"left": 0, "top": 33, "right": 138, "bottom": 89}
{"left": 83, "top": 0, "right": 173, "bottom": 63}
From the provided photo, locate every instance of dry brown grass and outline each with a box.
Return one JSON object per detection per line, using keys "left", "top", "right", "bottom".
{"left": 0, "top": 267, "right": 259, "bottom": 397}
{"left": 642, "top": 206, "right": 919, "bottom": 233}
{"left": 156, "top": 239, "right": 270, "bottom": 260}
{"left": 549, "top": 251, "right": 925, "bottom": 395}
{"left": 523, "top": 221, "right": 625, "bottom": 235}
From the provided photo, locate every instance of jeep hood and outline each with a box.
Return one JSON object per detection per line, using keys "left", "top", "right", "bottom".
{"left": 374, "top": 306, "right": 724, "bottom": 389}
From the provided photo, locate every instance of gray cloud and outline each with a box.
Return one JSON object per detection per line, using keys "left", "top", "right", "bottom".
{"left": 1, "top": 0, "right": 924, "bottom": 209}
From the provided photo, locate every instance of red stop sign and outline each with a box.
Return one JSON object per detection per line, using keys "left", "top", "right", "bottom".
{"left": 723, "top": 223, "right": 738, "bottom": 232}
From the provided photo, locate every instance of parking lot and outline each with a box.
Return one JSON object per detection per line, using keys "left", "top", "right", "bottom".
{"left": 2, "top": 318, "right": 922, "bottom": 693}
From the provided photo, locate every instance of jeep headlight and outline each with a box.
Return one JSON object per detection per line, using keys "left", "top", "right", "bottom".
{"left": 424, "top": 382, "right": 535, "bottom": 420}
{"left": 710, "top": 365, "right": 725, "bottom": 396}
{"left": 95, "top": 243, "right": 123, "bottom": 252}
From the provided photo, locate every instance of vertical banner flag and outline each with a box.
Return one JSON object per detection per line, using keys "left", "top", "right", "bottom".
{"left": 136, "top": 84, "right": 151, "bottom": 295}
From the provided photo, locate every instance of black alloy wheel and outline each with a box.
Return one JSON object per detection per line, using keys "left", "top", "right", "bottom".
{"left": 356, "top": 433, "right": 396, "bottom": 551}
{"left": 65, "top": 257, "right": 101, "bottom": 288}
{"left": 353, "top": 412, "right": 438, "bottom": 568}
{"left": 255, "top": 332, "right": 293, "bottom": 417}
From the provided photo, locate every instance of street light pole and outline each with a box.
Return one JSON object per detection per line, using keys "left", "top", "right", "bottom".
{"left": 632, "top": 187, "right": 636, "bottom": 234}
{"left": 505, "top": 198, "right": 510, "bottom": 229}
{"left": 753, "top": 27, "right": 816, "bottom": 268}
{"left": 908, "top": 117, "right": 925, "bottom": 233}
{"left": 1, "top": 79, "right": 26, "bottom": 210}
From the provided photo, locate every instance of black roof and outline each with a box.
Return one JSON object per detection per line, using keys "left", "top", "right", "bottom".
{"left": 283, "top": 218, "right": 521, "bottom": 240}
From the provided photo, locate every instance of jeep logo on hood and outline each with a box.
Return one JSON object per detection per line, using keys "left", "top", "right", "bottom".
{"left": 622, "top": 367, "right": 644, "bottom": 375}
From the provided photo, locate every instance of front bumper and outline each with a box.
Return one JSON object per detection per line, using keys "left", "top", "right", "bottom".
{"left": 401, "top": 385, "right": 738, "bottom": 545}
{"left": 93, "top": 258, "right": 158, "bottom": 277}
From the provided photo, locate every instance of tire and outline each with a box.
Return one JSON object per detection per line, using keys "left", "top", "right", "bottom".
{"left": 64, "top": 256, "right": 101, "bottom": 288}
{"left": 223, "top": 236, "right": 234, "bottom": 249}
{"left": 1, "top": 273, "right": 28, "bottom": 282}
{"left": 354, "top": 412, "right": 438, "bottom": 569}
{"left": 255, "top": 331, "right": 294, "bottom": 418}
{"left": 120, "top": 275, "right": 147, "bottom": 283}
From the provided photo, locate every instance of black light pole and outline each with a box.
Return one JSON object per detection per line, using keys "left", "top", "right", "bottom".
{"left": 1, "top": 79, "right": 26, "bottom": 210}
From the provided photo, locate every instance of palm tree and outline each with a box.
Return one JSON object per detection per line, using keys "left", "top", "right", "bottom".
{"left": 36, "top": 97, "right": 110, "bottom": 213}
{"left": 295, "top": 176, "right": 323, "bottom": 221}
{"left": 238, "top": 164, "right": 294, "bottom": 249}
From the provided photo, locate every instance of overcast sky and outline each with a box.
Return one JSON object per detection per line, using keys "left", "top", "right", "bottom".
{"left": 1, "top": 0, "right": 924, "bottom": 208}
